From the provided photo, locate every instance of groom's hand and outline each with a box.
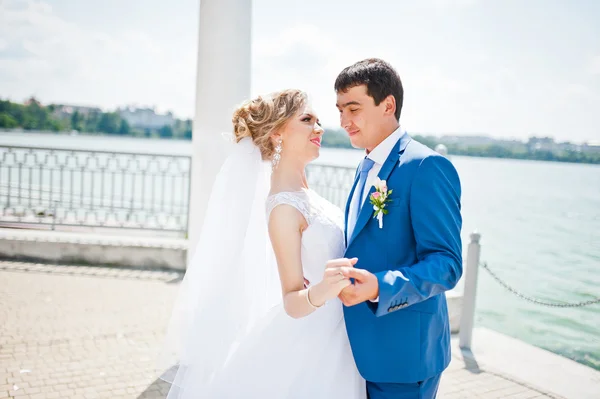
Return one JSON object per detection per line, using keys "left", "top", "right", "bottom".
{"left": 338, "top": 268, "right": 379, "bottom": 306}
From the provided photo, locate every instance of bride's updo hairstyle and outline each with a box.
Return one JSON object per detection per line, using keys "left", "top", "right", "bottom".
{"left": 232, "top": 89, "right": 308, "bottom": 160}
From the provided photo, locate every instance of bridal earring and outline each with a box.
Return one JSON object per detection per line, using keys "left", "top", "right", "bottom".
{"left": 272, "top": 138, "right": 283, "bottom": 170}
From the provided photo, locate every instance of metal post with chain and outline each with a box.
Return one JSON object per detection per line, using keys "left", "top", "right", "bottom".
{"left": 480, "top": 262, "right": 600, "bottom": 308}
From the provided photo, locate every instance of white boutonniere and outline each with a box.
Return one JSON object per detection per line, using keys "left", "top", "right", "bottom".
{"left": 369, "top": 177, "right": 393, "bottom": 229}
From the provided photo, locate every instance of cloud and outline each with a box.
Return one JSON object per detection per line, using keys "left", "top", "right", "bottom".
{"left": 0, "top": 0, "right": 196, "bottom": 117}
{"left": 407, "top": 66, "right": 470, "bottom": 94}
{"left": 588, "top": 55, "right": 600, "bottom": 75}
{"left": 253, "top": 24, "right": 336, "bottom": 85}
{"left": 429, "top": 0, "right": 480, "bottom": 9}
{"left": 252, "top": 24, "right": 413, "bottom": 127}
{"left": 251, "top": 23, "right": 490, "bottom": 133}
{"left": 3, "top": 0, "right": 595, "bottom": 142}
{"left": 252, "top": 24, "right": 346, "bottom": 126}
{"left": 565, "top": 83, "right": 599, "bottom": 103}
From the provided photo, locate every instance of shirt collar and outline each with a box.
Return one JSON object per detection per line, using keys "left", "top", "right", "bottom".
{"left": 367, "top": 126, "right": 403, "bottom": 165}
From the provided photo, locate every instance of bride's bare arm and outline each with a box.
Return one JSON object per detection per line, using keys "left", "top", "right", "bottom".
{"left": 268, "top": 205, "right": 354, "bottom": 318}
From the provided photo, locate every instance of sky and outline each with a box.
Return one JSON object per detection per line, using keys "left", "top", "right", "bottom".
{"left": 1, "top": 0, "right": 599, "bottom": 143}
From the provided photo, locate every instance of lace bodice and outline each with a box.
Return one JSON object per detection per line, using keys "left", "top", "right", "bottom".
{"left": 265, "top": 189, "right": 346, "bottom": 285}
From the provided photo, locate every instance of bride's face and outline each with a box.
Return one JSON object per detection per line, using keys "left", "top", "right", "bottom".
{"left": 277, "top": 105, "right": 324, "bottom": 164}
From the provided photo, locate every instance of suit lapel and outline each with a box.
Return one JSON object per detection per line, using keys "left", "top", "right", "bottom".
{"left": 347, "top": 133, "right": 412, "bottom": 247}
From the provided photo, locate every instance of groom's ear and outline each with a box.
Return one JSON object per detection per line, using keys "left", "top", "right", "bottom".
{"left": 382, "top": 95, "right": 396, "bottom": 116}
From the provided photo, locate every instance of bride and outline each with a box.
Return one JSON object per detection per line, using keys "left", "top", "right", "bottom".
{"left": 159, "top": 89, "right": 366, "bottom": 398}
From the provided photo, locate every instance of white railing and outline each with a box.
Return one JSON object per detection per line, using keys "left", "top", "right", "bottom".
{"left": 0, "top": 143, "right": 490, "bottom": 347}
{"left": 459, "top": 232, "right": 482, "bottom": 350}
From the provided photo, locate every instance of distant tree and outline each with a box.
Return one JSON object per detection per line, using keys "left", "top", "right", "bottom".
{"left": 97, "top": 112, "right": 120, "bottom": 134}
{"left": 118, "top": 119, "right": 130, "bottom": 135}
{"left": 23, "top": 99, "right": 50, "bottom": 130}
{"left": 1, "top": 97, "right": 597, "bottom": 165}
{"left": 484, "top": 144, "right": 513, "bottom": 158}
{"left": 412, "top": 135, "right": 437, "bottom": 150}
{"left": 71, "top": 111, "right": 84, "bottom": 131}
{"left": 85, "top": 111, "right": 101, "bottom": 132}
{"left": 158, "top": 124, "right": 174, "bottom": 138}
{"left": 322, "top": 128, "right": 352, "bottom": 148}
{"left": 0, "top": 113, "right": 19, "bottom": 128}
{"left": 0, "top": 100, "right": 9, "bottom": 113}
{"left": 182, "top": 119, "right": 192, "bottom": 140}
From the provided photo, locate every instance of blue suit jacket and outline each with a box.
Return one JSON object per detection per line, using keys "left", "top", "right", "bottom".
{"left": 343, "top": 133, "right": 462, "bottom": 384}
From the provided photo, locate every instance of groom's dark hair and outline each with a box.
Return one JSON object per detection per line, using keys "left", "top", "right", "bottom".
{"left": 334, "top": 58, "right": 404, "bottom": 120}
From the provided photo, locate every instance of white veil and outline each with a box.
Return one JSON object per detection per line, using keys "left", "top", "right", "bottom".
{"left": 158, "top": 136, "right": 282, "bottom": 396}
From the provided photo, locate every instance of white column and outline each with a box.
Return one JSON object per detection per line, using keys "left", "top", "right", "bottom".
{"left": 459, "top": 232, "right": 482, "bottom": 350}
{"left": 187, "top": 0, "right": 252, "bottom": 261}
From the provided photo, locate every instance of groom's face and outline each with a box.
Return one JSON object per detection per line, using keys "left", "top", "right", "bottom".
{"left": 336, "top": 85, "right": 386, "bottom": 151}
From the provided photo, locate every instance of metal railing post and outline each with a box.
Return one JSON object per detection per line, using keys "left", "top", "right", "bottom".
{"left": 459, "top": 231, "right": 482, "bottom": 350}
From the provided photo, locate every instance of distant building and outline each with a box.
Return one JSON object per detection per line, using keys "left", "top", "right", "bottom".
{"left": 24, "top": 97, "right": 42, "bottom": 107}
{"left": 555, "top": 141, "right": 581, "bottom": 152}
{"left": 52, "top": 104, "right": 102, "bottom": 118}
{"left": 439, "top": 135, "right": 495, "bottom": 147}
{"left": 438, "top": 135, "right": 525, "bottom": 151}
{"left": 527, "top": 137, "right": 557, "bottom": 152}
{"left": 118, "top": 107, "right": 175, "bottom": 129}
{"left": 582, "top": 141, "right": 600, "bottom": 154}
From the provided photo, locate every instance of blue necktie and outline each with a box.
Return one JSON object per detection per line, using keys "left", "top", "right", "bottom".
{"left": 353, "top": 156, "right": 375, "bottom": 222}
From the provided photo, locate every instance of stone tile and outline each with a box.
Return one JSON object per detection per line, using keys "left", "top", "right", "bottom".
{"left": 1, "top": 261, "right": 565, "bottom": 399}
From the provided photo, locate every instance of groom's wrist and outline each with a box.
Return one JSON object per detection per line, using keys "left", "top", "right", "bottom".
{"left": 368, "top": 272, "right": 381, "bottom": 302}
{"left": 368, "top": 280, "right": 379, "bottom": 302}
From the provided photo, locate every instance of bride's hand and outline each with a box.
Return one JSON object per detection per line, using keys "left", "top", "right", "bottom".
{"left": 308, "top": 258, "right": 358, "bottom": 307}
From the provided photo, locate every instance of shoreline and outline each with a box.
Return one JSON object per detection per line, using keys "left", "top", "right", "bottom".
{"left": 3, "top": 129, "right": 599, "bottom": 166}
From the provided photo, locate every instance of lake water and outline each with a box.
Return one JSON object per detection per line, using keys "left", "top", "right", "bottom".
{"left": 2, "top": 131, "right": 599, "bottom": 370}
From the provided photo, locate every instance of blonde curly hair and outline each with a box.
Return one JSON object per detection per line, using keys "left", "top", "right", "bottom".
{"left": 232, "top": 89, "right": 308, "bottom": 159}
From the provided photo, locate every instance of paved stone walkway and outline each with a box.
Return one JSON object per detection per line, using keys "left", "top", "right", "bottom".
{"left": 0, "top": 261, "right": 563, "bottom": 398}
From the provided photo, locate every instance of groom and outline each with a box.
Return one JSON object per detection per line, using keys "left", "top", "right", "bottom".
{"left": 335, "top": 58, "right": 463, "bottom": 399}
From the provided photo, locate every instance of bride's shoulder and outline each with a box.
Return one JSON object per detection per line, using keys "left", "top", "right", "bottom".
{"left": 266, "top": 190, "right": 313, "bottom": 223}
{"left": 266, "top": 189, "right": 310, "bottom": 207}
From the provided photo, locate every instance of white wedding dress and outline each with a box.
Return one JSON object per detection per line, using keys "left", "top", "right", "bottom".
{"left": 160, "top": 138, "right": 365, "bottom": 398}
{"left": 167, "top": 189, "right": 366, "bottom": 398}
{"left": 208, "top": 189, "right": 365, "bottom": 398}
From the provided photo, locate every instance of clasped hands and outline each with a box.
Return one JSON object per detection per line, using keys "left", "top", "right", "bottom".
{"left": 307, "top": 258, "right": 379, "bottom": 307}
